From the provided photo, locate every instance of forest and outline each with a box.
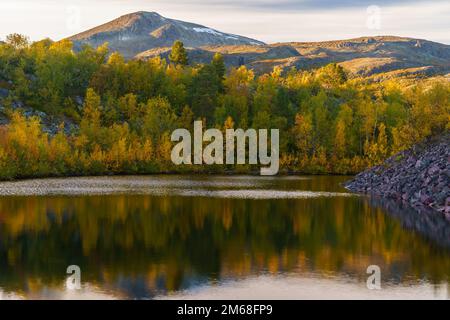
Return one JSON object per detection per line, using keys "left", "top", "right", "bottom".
{"left": 0, "top": 34, "right": 449, "bottom": 179}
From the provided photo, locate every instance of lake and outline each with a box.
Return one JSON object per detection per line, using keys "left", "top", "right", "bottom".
{"left": 0, "top": 175, "right": 448, "bottom": 299}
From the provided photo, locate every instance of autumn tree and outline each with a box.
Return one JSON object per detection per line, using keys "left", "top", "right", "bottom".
{"left": 0, "top": 36, "right": 448, "bottom": 179}
{"left": 142, "top": 96, "right": 177, "bottom": 143}
{"left": 334, "top": 104, "right": 353, "bottom": 158}
{"left": 5, "top": 33, "right": 29, "bottom": 50}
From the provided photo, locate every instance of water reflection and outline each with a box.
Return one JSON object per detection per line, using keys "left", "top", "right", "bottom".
{"left": 0, "top": 176, "right": 448, "bottom": 299}
{"left": 368, "top": 197, "right": 450, "bottom": 249}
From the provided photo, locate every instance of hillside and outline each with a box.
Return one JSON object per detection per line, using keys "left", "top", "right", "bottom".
{"left": 0, "top": 30, "right": 449, "bottom": 180}
{"left": 136, "top": 36, "right": 450, "bottom": 77}
{"left": 68, "top": 11, "right": 265, "bottom": 59}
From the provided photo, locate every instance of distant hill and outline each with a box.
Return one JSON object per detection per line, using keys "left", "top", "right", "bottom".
{"left": 280, "top": 36, "right": 450, "bottom": 77}
{"left": 68, "top": 11, "right": 265, "bottom": 59}
{"left": 137, "top": 36, "right": 450, "bottom": 77}
{"left": 69, "top": 12, "right": 450, "bottom": 77}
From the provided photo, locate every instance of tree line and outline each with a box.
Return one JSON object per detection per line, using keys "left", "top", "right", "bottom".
{"left": 0, "top": 34, "right": 448, "bottom": 179}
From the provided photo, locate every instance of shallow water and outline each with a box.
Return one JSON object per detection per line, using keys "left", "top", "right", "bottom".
{"left": 0, "top": 175, "right": 448, "bottom": 299}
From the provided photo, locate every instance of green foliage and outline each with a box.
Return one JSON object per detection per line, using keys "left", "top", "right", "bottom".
{"left": 0, "top": 34, "right": 449, "bottom": 179}
{"left": 142, "top": 96, "right": 177, "bottom": 143}
{"left": 189, "top": 64, "right": 220, "bottom": 123}
{"left": 169, "top": 40, "right": 188, "bottom": 66}
{"left": 212, "top": 52, "right": 226, "bottom": 92}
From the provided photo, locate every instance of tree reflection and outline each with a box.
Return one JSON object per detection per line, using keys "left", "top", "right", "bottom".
{"left": 0, "top": 182, "right": 449, "bottom": 298}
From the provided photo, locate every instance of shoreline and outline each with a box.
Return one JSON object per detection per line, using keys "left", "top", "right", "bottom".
{"left": 0, "top": 170, "right": 356, "bottom": 183}
{"left": 0, "top": 174, "right": 353, "bottom": 198}
{"left": 2, "top": 170, "right": 448, "bottom": 223}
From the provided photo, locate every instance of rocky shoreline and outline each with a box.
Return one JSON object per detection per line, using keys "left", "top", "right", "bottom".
{"left": 345, "top": 134, "right": 450, "bottom": 218}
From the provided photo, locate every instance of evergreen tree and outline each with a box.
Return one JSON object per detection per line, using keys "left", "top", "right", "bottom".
{"left": 212, "top": 53, "right": 226, "bottom": 83}
{"left": 189, "top": 64, "right": 219, "bottom": 123}
{"left": 169, "top": 40, "right": 188, "bottom": 66}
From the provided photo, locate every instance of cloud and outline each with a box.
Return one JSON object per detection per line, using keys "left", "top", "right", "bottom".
{"left": 165, "top": 0, "right": 449, "bottom": 11}
{"left": 0, "top": 0, "right": 449, "bottom": 44}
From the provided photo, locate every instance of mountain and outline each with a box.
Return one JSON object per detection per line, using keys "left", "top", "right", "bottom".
{"left": 276, "top": 36, "right": 450, "bottom": 77}
{"left": 69, "top": 12, "right": 450, "bottom": 78}
{"left": 137, "top": 36, "right": 450, "bottom": 78}
{"left": 69, "top": 11, "right": 265, "bottom": 58}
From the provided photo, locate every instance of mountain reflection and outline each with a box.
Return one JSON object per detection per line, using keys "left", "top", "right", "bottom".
{"left": 0, "top": 176, "right": 448, "bottom": 299}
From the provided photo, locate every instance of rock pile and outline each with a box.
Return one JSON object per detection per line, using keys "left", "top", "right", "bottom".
{"left": 345, "top": 134, "right": 450, "bottom": 217}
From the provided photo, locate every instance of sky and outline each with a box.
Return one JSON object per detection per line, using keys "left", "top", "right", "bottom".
{"left": 0, "top": 0, "right": 449, "bottom": 44}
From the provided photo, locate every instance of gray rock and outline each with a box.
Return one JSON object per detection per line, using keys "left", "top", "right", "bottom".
{"left": 345, "top": 134, "right": 450, "bottom": 215}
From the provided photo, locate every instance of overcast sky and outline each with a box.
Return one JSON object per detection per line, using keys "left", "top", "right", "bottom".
{"left": 0, "top": 0, "right": 449, "bottom": 44}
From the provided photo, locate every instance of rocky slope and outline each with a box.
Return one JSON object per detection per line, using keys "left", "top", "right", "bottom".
{"left": 345, "top": 134, "right": 450, "bottom": 217}
{"left": 68, "top": 11, "right": 265, "bottom": 59}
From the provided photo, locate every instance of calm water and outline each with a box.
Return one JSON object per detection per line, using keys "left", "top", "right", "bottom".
{"left": 0, "top": 175, "right": 449, "bottom": 300}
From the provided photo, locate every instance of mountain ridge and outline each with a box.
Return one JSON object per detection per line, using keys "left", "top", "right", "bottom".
{"left": 68, "top": 12, "right": 450, "bottom": 77}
